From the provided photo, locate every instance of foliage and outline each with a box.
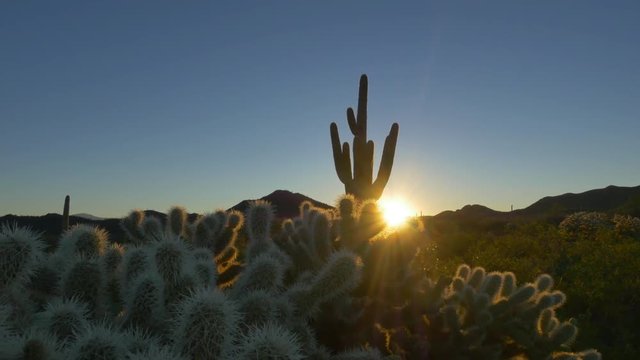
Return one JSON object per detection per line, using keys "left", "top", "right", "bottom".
{"left": 0, "top": 201, "right": 602, "bottom": 359}
{"left": 421, "top": 211, "right": 640, "bottom": 359}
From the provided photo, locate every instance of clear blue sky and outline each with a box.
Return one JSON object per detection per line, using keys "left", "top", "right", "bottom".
{"left": 2, "top": 1, "right": 639, "bottom": 218}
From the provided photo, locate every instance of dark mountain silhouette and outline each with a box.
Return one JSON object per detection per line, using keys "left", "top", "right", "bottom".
{"left": 3, "top": 185, "right": 639, "bottom": 241}
{"left": 72, "top": 213, "right": 104, "bottom": 221}
{"left": 229, "top": 190, "right": 333, "bottom": 219}
{"left": 435, "top": 204, "right": 509, "bottom": 222}
{"left": 0, "top": 190, "right": 334, "bottom": 241}
{"left": 517, "top": 185, "right": 640, "bottom": 218}
{"left": 431, "top": 185, "right": 640, "bottom": 225}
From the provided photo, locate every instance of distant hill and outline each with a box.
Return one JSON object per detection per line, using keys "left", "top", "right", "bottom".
{"left": 72, "top": 213, "right": 104, "bottom": 221}
{"left": 431, "top": 185, "right": 640, "bottom": 226}
{"left": 0, "top": 190, "right": 334, "bottom": 240}
{"left": 3, "top": 186, "right": 639, "bottom": 240}
{"left": 517, "top": 185, "right": 640, "bottom": 219}
{"left": 229, "top": 190, "right": 333, "bottom": 219}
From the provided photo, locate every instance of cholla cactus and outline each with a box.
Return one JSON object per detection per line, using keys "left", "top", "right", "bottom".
{"left": 235, "top": 322, "right": 303, "bottom": 360}
{"left": 65, "top": 322, "right": 128, "bottom": 360}
{"left": 187, "top": 248, "right": 218, "bottom": 287}
{"left": 0, "top": 197, "right": 601, "bottom": 360}
{"left": 613, "top": 213, "right": 640, "bottom": 236}
{"left": 377, "top": 265, "right": 601, "bottom": 359}
{"left": 246, "top": 200, "right": 275, "bottom": 259}
{"left": 121, "top": 270, "right": 165, "bottom": 331}
{"left": 559, "top": 212, "right": 610, "bottom": 236}
{"left": 192, "top": 210, "right": 243, "bottom": 262}
{"left": 172, "top": 287, "right": 240, "bottom": 359}
{"left": 149, "top": 236, "right": 190, "bottom": 285}
{"left": 237, "top": 290, "right": 277, "bottom": 329}
{"left": 333, "top": 195, "right": 385, "bottom": 252}
{"left": 56, "top": 225, "right": 108, "bottom": 259}
{"left": 101, "top": 243, "right": 124, "bottom": 277}
{"left": 59, "top": 258, "right": 105, "bottom": 318}
{"left": 166, "top": 206, "right": 187, "bottom": 238}
{"left": 0, "top": 224, "right": 44, "bottom": 293}
{"left": 31, "top": 297, "right": 89, "bottom": 344}
{"left": 232, "top": 253, "right": 284, "bottom": 295}
{"left": 1, "top": 329, "right": 62, "bottom": 360}
{"left": 141, "top": 216, "right": 163, "bottom": 240}
{"left": 119, "top": 246, "right": 151, "bottom": 290}
{"left": 126, "top": 344, "right": 188, "bottom": 360}
{"left": 287, "top": 250, "right": 363, "bottom": 319}
{"left": 121, "top": 209, "right": 146, "bottom": 243}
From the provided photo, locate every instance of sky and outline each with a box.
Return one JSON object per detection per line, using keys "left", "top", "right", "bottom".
{"left": 1, "top": 1, "right": 639, "bottom": 218}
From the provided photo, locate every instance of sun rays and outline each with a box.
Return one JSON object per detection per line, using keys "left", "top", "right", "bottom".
{"left": 378, "top": 197, "right": 413, "bottom": 227}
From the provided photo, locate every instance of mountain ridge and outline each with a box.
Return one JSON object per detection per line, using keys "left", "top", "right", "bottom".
{"left": 2, "top": 185, "right": 639, "bottom": 238}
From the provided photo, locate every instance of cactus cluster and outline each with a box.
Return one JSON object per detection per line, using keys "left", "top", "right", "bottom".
{"left": 0, "top": 75, "right": 600, "bottom": 359}
{"left": 0, "top": 202, "right": 378, "bottom": 359}
{"left": 0, "top": 200, "right": 602, "bottom": 359}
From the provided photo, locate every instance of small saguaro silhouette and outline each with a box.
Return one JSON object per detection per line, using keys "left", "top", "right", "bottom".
{"left": 330, "top": 75, "right": 399, "bottom": 200}
{"left": 62, "top": 195, "right": 70, "bottom": 231}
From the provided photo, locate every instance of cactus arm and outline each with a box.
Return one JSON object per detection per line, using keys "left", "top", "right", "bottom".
{"left": 373, "top": 123, "right": 399, "bottom": 192}
{"left": 347, "top": 108, "right": 358, "bottom": 135}
{"left": 330, "top": 122, "right": 353, "bottom": 183}
{"left": 356, "top": 74, "right": 368, "bottom": 137}
{"left": 347, "top": 75, "right": 368, "bottom": 136}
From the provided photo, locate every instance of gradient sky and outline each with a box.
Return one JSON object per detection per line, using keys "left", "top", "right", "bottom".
{"left": 2, "top": 1, "right": 639, "bottom": 218}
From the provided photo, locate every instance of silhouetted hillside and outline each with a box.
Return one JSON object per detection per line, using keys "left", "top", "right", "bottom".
{"left": 0, "top": 190, "right": 334, "bottom": 241}
{"left": 3, "top": 186, "right": 638, "bottom": 241}
{"left": 428, "top": 185, "right": 640, "bottom": 230}
{"left": 229, "top": 190, "right": 333, "bottom": 219}
{"left": 518, "top": 185, "right": 640, "bottom": 218}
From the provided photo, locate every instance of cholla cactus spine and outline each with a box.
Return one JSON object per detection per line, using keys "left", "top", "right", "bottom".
{"left": 235, "top": 322, "right": 304, "bottom": 360}
{"left": 172, "top": 287, "right": 240, "bottom": 359}
{"left": 65, "top": 322, "right": 128, "bottom": 360}
{"left": 59, "top": 258, "right": 105, "bottom": 318}
{"left": 246, "top": 200, "right": 275, "bottom": 244}
{"left": 56, "top": 224, "right": 108, "bottom": 259}
{"left": 31, "top": 297, "right": 90, "bottom": 344}
{"left": 122, "top": 270, "right": 165, "bottom": 331}
{"left": 0, "top": 224, "right": 44, "bottom": 292}
{"left": 167, "top": 206, "right": 187, "bottom": 238}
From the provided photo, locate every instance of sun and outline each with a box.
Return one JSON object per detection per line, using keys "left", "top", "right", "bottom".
{"left": 378, "top": 197, "right": 413, "bottom": 227}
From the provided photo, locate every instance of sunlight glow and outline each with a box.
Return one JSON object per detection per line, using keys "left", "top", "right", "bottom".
{"left": 378, "top": 198, "right": 413, "bottom": 227}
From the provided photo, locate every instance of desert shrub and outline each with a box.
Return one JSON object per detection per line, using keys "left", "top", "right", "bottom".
{"left": 0, "top": 201, "right": 601, "bottom": 359}
{"left": 559, "top": 212, "right": 611, "bottom": 238}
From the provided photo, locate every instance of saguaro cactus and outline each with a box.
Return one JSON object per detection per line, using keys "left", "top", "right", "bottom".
{"left": 330, "top": 75, "right": 399, "bottom": 200}
{"left": 62, "top": 195, "right": 70, "bottom": 232}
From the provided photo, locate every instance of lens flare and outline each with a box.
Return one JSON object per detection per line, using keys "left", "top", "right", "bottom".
{"left": 378, "top": 198, "right": 412, "bottom": 227}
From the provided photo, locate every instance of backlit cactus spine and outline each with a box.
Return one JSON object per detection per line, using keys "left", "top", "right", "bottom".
{"left": 56, "top": 224, "right": 108, "bottom": 259}
{"left": 0, "top": 224, "right": 44, "bottom": 294}
{"left": 172, "top": 287, "right": 240, "bottom": 360}
{"left": 330, "top": 74, "right": 399, "bottom": 201}
{"left": 31, "top": 297, "right": 89, "bottom": 344}
{"left": 377, "top": 264, "right": 602, "bottom": 359}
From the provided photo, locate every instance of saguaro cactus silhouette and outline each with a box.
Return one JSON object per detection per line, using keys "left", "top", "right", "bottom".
{"left": 330, "top": 74, "right": 399, "bottom": 200}
{"left": 62, "top": 195, "right": 70, "bottom": 231}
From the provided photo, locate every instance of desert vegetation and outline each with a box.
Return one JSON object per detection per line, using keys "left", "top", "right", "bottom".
{"left": 0, "top": 75, "right": 608, "bottom": 359}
